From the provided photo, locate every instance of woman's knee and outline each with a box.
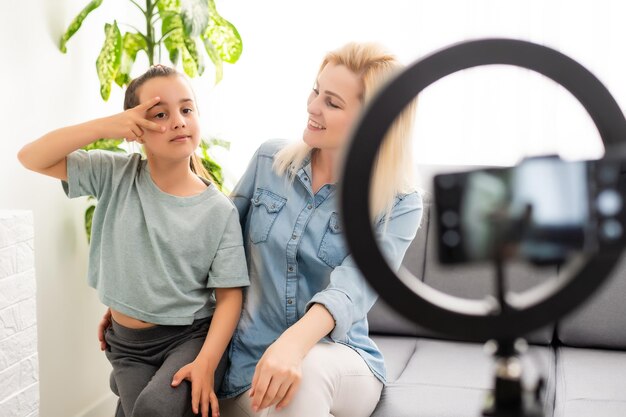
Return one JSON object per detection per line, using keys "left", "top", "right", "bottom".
{"left": 301, "top": 343, "right": 336, "bottom": 375}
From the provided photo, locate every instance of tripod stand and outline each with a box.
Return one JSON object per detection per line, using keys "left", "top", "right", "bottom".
{"left": 482, "top": 258, "right": 544, "bottom": 417}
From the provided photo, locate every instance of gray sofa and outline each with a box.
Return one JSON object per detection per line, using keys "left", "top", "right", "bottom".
{"left": 367, "top": 197, "right": 626, "bottom": 417}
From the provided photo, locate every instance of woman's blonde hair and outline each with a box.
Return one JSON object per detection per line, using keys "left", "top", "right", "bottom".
{"left": 124, "top": 64, "right": 212, "bottom": 182}
{"left": 273, "top": 42, "right": 417, "bottom": 218}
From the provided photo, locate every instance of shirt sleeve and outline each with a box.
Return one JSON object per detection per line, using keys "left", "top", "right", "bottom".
{"left": 207, "top": 207, "right": 250, "bottom": 288}
{"left": 306, "top": 192, "right": 424, "bottom": 341}
{"left": 61, "top": 149, "right": 129, "bottom": 199}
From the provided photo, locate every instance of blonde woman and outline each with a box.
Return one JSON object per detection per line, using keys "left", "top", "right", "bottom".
{"left": 219, "top": 42, "right": 423, "bottom": 417}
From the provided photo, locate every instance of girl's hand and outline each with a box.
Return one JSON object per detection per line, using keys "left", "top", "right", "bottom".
{"left": 250, "top": 339, "right": 303, "bottom": 412}
{"left": 100, "top": 96, "right": 165, "bottom": 141}
{"left": 171, "top": 361, "right": 219, "bottom": 417}
{"left": 97, "top": 308, "right": 112, "bottom": 351}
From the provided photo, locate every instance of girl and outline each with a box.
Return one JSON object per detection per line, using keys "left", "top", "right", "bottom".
{"left": 218, "top": 42, "right": 423, "bottom": 416}
{"left": 18, "top": 65, "right": 249, "bottom": 417}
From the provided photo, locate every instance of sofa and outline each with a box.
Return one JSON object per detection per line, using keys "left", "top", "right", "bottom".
{"left": 367, "top": 194, "right": 626, "bottom": 417}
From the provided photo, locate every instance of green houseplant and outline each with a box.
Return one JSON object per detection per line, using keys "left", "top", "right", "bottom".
{"left": 60, "top": 0, "right": 242, "bottom": 99}
{"left": 59, "top": 0, "right": 241, "bottom": 240}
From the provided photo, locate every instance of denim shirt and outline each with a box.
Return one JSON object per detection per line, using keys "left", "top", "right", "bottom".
{"left": 219, "top": 139, "right": 423, "bottom": 398}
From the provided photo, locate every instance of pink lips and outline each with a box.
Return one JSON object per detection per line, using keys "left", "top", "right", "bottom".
{"left": 170, "top": 135, "right": 190, "bottom": 142}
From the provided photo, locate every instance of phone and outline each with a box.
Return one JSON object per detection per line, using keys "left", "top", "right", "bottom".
{"left": 434, "top": 156, "right": 624, "bottom": 265}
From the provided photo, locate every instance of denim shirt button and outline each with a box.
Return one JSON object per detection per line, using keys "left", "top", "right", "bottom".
{"left": 291, "top": 234, "right": 297, "bottom": 240}
{"left": 307, "top": 204, "right": 313, "bottom": 210}
{"left": 287, "top": 299, "right": 293, "bottom": 305}
{"left": 288, "top": 266, "right": 294, "bottom": 272}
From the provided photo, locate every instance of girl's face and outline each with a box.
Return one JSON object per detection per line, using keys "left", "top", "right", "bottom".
{"left": 303, "top": 62, "right": 363, "bottom": 151}
{"left": 136, "top": 75, "right": 200, "bottom": 163}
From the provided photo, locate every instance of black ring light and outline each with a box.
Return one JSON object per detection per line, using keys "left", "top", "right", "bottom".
{"left": 340, "top": 38, "right": 626, "bottom": 341}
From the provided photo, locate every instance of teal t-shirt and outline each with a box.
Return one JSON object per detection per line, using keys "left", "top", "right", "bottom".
{"left": 63, "top": 150, "right": 249, "bottom": 325}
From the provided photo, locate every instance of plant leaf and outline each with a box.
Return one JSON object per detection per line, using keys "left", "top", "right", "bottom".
{"left": 202, "top": 137, "right": 230, "bottom": 150}
{"left": 115, "top": 32, "right": 147, "bottom": 87}
{"left": 157, "top": 0, "right": 181, "bottom": 13}
{"left": 161, "top": 13, "right": 203, "bottom": 77}
{"left": 96, "top": 21, "right": 122, "bottom": 101}
{"left": 202, "top": 0, "right": 243, "bottom": 64}
{"left": 162, "top": 13, "right": 184, "bottom": 65}
{"left": 59, "top": 0, "right": 104, "bottom": 53}
{"left": 183, "top": 36, "right": 204, "bottom": 77}
{"left": 198, "top": 138, "right": 229, "bottom": 191}
{"left": 180, "top": 0, "right": 209, "bottom": 37}
{"left": 201, "top": 155, "right": 224, "bottom": 190}
{"left": 202, "top": 37, "right": 223, "bottom": 84}
{"left": 82, "top": 138, "right": 126, "bottom": 152}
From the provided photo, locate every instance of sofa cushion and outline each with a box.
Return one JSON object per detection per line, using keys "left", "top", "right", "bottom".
{"left": 371, "top": 336, "right": 555, "bottom": 417}
{"left": 554, "top": 347, "right": 626, "bottom": 417}
{"left": 369, "top": 199, "right": 556, "bottom": 344}
{"left": 367, "top": 199, "right": 429, "bottom": 337}
{"left": 557, "top": 252, "right": 626, "bottom": 349}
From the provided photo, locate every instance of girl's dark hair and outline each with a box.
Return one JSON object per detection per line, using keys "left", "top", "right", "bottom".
{"left": 124, "top": 65, "right": 212, "bottom": 182}
{"left": 124, "top": 64, "right": 178, "bottom": 110}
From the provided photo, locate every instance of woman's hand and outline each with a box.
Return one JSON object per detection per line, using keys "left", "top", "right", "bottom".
{"left": 250, "top": 338, "right": 303, "bottom": 412}
{"left": 98, "top": 308, "right": 112, "bottom": 351}
{"left": 99, "top": 96, "right": 165, "bottom": 142}
{"left": 171, "top": 360, "right": 219, "bottom": 417}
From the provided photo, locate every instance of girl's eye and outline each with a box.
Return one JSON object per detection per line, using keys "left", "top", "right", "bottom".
{"left": 182, "top": 108, "right": 193, "bottom": 114}
{"left": 154, "top": 112, "right": 166, "bottom": 119}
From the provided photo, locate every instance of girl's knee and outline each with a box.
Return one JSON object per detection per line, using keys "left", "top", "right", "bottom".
{"left": 131, "top": 393, "right": 165, "bottom": 417}
{"left": 131, "top": 387, "right": 193, "bottom": 417}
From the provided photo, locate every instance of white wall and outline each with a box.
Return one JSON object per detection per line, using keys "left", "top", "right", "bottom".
{"left": 207, "top": 0, "right": 626, "bottom": 182}
{"left": 2, "top": 1, "right": 625, "bottom": 416}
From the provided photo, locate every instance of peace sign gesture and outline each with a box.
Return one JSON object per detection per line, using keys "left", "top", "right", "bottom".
{"left": 102, "top": 96, "right": 165, "bottom": 142}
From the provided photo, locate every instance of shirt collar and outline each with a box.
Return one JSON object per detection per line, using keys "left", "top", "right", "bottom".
{"left": 295, "top": 149, "right": 336, "bottom": 189}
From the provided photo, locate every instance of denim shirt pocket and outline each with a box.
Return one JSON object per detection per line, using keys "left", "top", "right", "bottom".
{"left": 318, "top": 212, "right": 349, "bottom": 268}
{"left": 248, "top": 188, "right": 287, "bottom": 244}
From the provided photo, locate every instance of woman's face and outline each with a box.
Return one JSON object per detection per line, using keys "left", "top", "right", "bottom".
{"left": 303, "top": 62, "right": 363, "bottom": 151}
{"left": 136, "top": 75, "right": 201, "bottom": 163}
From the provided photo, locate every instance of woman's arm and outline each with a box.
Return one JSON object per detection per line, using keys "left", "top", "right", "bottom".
{"left": 171, "top": 287, "right": 243, "bottom": 417}
{"left": 250, "top": 303, "right": 334, "bottom": 411}
{"left": 17, "top": 96, "right": 163, "bottom": 180}
{"left": 308, "top": 192, "right": 424, "bottom": 341}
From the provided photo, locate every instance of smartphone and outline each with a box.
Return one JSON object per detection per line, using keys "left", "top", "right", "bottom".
{"left": 434, "top": 156, "right": 624, "bottom": 265}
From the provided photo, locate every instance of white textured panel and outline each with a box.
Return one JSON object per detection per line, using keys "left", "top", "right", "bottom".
{"left": 0, "top": 212, "right": 34, "bottom": 250}
{"left": 0, "top": 327, "right": 38, "bottom": 372}
{"left": 0, "top": 211, "right": 38, "bottom": 415}
{"left": 0, "top": 384, "right": 39, "bottom": 417}
{"left": 0, "top": 271, "right": 36, "bottom": 311}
